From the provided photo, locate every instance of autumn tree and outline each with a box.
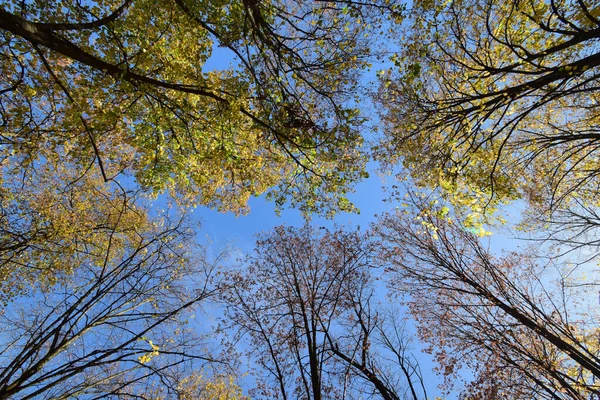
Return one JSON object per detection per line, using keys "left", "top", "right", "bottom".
{"left": 0, "top": 169, "right": 151, "bottom": 302}
{"left": 373, "top": 2, "right": 600, "bottom": 393}
{"left": 376, "top": 199, "right": 600, "bottom": 399}
{"left": 376, "top": 0, "right": 600, "bottom": 229}
{"left": 0, "top": 0, "right": 402, "bottom": 217}
{"left": 0, "top": 199, "right": 226, "bottom": 399}
{"left": 0, "top": 0, "right": 405, "bottom": 304}
{"left": 221, "top": 225, "right": 426, "bottom": 400}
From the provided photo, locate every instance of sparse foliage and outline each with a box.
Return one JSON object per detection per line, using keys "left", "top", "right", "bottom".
{"left": 222, "top": 225, "right": 425, "bottom": 400}
{"left": 0, "top": 208, "right": 222, "bottom": 398}
{"left": 376, "top": 199, "right": 600, "bottom": 399}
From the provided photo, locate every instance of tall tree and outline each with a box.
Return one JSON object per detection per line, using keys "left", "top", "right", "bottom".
{"left": 373, "top": 2, "right": 600, "bottom": 394}
{"left": 376, "top": 199, "right": 600, "bottom": 399}
{"left": 376, "top": 0, "right": 600, "bottom": 229}
{"left": 0, "top": 4, "right": 401, "bottom": 389}
{"left": 0, "top": 207, "right": 224, "bottom": 399}
{"left": 222, "top": 225, "right": 426, "bottom": 400}
{"left": 0, "top": 2, "right": 409, "bottom": 397}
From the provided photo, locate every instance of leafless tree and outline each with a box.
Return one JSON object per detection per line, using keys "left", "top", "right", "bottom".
{"left": 221, "top": 225, "right": 427, "bottom": 400}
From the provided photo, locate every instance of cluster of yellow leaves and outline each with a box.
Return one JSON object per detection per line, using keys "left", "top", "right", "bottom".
{"left": 0, "top": 161, "right": 151, "bottom": 301}
{"left": 556, "top": 326, "right": 600, "bottom": 394}
{"left": 147, "top": 371, "right": 247, "bottom": 400}
{"left": 177, "top": 373, "right": 247, "bottom": 400}
{"left": 138, "top": 337, "right": 161, "bottom": 364}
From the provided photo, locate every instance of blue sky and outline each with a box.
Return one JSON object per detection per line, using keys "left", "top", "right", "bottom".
{"left": 198, "top": 43, "right": 396, "bottom": 248}
{"left": 194, "top": 165, "right": 390, "bottom": 247}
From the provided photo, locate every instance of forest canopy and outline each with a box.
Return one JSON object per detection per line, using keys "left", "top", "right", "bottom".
{"left": 0, "top": 0, "right": 401, "bottom": 216}
{"left": 1, "top": 0, "right": 600, "bottom": 398}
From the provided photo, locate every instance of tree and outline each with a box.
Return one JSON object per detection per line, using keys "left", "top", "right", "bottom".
{"left": 0, "top": 0, "right": 403, "bottom": 304}
{"left": 373, "top": 3, "right": 600, "bottom": 394}
{"left": 0, "top": 201, "right": 224, "bottom": 399}
{"left": 0, "top": 169, "right": 149, "bottom": 302}
{"left": 221, "top": 225, "right": 426, "bottom": 400}
{"left": 376, "top": 0, "right": 600, "bottom": 228}
{"left": 0, "top": 0, "right": 402, "bottom": 217}
{"left": 376, "top": 200, "right": 600, "bottom": 399}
